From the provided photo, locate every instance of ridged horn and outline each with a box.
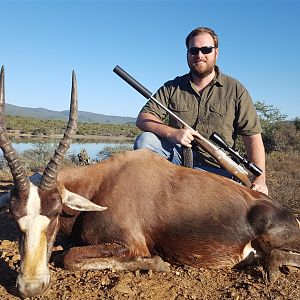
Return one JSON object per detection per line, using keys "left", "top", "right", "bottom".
{"left": 0, "top": 66, "right": 30, "bottom": 193}
{"left": 39, "top": 71, "right": 78, "bottom": 190}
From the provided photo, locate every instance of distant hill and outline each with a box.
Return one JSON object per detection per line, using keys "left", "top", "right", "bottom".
{"left": 5, "top": 103, "right": 136, "bottom": 125}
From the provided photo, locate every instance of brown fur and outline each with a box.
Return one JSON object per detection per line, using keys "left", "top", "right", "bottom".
{"left": 54, "top": 149, "right": 300, "bottom": 270}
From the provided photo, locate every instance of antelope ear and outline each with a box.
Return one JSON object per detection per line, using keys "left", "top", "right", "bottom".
{"left": 0, "top": 192, "right": 10, "bottom": 214}
{"left": 62, "top": 188, "right": 107, "bottom": 212}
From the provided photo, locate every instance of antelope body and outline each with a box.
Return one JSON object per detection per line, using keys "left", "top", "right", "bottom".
{"left": 0, "top": 67, "right": 300, "bottom": 298}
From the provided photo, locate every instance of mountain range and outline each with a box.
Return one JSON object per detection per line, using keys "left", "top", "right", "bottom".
{"left": 6, "top": 103, "right": 136, "bottom": 125}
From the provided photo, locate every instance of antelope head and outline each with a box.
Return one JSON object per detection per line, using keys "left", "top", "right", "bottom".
{"left": 0, "top": 66, "right": 106, "bottom": 297}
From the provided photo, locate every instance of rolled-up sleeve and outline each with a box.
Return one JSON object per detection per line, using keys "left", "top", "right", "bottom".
{"left": 235, "top": 87, "right": 262, "bottom": 136}
{"left": 139, "top": 85, "right": 170, "bottom": 121}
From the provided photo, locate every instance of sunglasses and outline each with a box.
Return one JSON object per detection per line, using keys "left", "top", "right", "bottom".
{"left": 187, "top": 46, "right": 215, "bottom": 55}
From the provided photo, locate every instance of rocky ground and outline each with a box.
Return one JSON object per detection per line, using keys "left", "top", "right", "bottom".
{"left": 0, "top": 152, "right": 300, "bottom": 300}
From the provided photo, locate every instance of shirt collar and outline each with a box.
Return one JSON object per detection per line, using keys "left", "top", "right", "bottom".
{"left": 213, "top": 66, "right": 224, "bottom": 87}
{"left": 187, "top": 65, "right": 224, "bottom": 87}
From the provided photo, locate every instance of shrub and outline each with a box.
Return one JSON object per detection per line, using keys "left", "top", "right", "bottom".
{"left": 267, "top": 151, "right": 300, "bottom": 212}
{"left": 254, "top": 101, "right": 300, "bottom": 153}
{"left": 20, "top": 141, "right": 73, "bottom": 169}
{"left": 294, "top": 117, "right": 300, "bottom": 131}
{"left": 96, "top": 145, "right": 133, "bottom": 161}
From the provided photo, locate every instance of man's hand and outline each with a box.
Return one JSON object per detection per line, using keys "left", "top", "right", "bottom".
{"left": 136, "top": 112, "right": 202, "bottom": 148}
{"left": 251, "top": 176, "right": 268, "bottom": 195}
{"left": 168, "top": 127, "right": 201, "bottom": 148}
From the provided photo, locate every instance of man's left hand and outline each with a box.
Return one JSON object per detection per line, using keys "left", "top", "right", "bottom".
{"left": 251, "top": 177, "right": 268, "bottom": 195}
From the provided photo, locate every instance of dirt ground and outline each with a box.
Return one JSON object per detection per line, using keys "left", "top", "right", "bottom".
{"left": 0, "top": 153, "right": 300, "bottom": 300}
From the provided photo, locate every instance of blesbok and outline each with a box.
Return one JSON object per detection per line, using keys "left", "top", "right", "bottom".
{"left": 0, "top": 67, "right": 300, "bottom": 298}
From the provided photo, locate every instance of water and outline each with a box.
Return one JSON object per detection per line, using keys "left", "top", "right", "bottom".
{"left": 10, "top": 142, "right": 133, "bottom": 160}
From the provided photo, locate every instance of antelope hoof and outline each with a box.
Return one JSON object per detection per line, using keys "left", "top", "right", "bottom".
{"left": 267, "top": 268, "right": 281, "bottom": 282}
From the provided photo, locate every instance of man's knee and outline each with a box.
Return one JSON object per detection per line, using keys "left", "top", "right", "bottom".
{"left": 134, "top": 132, "right": 160, "bottom": 150}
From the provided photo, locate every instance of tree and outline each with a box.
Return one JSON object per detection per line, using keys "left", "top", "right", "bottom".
{"left": 255, "top": 101, "right": 300, "bottom": 153}
{"left": 294, "top": 117, "right": 300, "bottom": 131}
{"left": 255, "top": 101, "right": 287, "bottom": 130}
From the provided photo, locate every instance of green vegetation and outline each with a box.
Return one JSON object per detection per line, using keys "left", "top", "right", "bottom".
{"left": 233, "top": 102, "right": 300, "bottom": 154}
{"left": 255, "top": 101, "right": 300, "bottom": 153}
{"left": 96, "top": 145, "right": 133, "bottom": 161}
{"left": 5, "top": 115, "right": 140, "bottom": 138}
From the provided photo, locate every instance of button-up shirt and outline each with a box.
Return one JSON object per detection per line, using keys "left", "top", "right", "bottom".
{"left": 141, "top": 67, "right": 262, "bottom": 146}
{"left": 140, "top": 67, "right": 262, "bottom": 167}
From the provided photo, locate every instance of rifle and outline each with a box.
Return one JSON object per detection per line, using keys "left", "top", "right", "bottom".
{"left": 113, "top": 65, "right": 262, "bottom": 188}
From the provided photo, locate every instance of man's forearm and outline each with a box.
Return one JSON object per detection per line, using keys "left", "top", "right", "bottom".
{"left": 136, "top": 112, "right": 177, "bottom": 139}
{"left": 242, "top": 134, "right": 268, "bottom": 194}
{"left": 242, "top": 134, "right": 266, "bottom": 176}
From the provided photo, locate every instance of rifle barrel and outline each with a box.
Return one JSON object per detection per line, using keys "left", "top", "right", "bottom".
{"left": 113, "top": 65, "right": 192, "bottom": 130}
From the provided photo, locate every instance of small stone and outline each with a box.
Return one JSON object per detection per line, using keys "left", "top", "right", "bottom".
{"left": 101, "top": 277, "right": 110, "bottom": 286}
{"left": 114, "top": 282, "right": 135, "bottom": 295}
{"left": 11, "top": 253, "right": 20, "bottom": 262}
{"left": 0, "top": 251, "right": 8, "bottom": 258}
{"left": 1, "top": 240, "right": 12, "bottom": 247}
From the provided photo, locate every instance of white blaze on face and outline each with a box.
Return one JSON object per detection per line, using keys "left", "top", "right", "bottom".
{"left": 17, "top": 183, "right": 51, "bottom": 286}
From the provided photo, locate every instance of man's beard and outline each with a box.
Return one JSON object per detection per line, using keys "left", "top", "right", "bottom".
{"left": 188, "top": 58, "right": 216, "bottom": 79}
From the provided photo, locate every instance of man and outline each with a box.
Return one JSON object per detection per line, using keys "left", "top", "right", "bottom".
{"left": 134, "top": 27, "right": 268, "bottom": 195}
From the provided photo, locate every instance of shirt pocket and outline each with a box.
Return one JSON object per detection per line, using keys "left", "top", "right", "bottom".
{"left": 207, "top": 99, "right": 230, "bottom": 131}
{"left": 208, "top": 99, "right": 228, "bottom": 116}
{"left": 169, "top": 98, "right": 197, "bottom": 128}
{"left": 169, "top": 100, "right": 190, "bottom": 112}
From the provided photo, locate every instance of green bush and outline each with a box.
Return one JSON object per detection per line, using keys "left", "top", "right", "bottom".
{"left": 20, "top": 141, "right": 73, "bottom": 170}
{"left": 255, "top": 101, "right": 300, "bottom": 153}
{"left": 294, "top": 117, "right": 300, "bottom": 131}
{"left": 96, "top": 145, "right": 133, "bottom": 161}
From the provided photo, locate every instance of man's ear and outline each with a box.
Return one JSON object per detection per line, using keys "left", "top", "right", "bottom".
{"left": 61, "top": 188, "right": 107, "bottom": 212}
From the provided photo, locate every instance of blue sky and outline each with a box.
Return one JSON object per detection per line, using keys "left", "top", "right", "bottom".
{"left": 1, "top": 0, "right": 299, "bottom": 120}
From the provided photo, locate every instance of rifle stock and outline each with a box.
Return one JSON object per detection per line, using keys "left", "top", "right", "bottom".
{"left": 193, "top": 136, "right": 252, "bottom": 187}
{"left": 113, "top": 65, "right": 252, "bottom": 188}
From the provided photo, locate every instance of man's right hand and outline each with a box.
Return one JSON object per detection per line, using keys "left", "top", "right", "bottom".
{"left": 136, "top": 112, "right": 201, "bottom": 147}
{"left": 167, "top": 128, "right": 196, "bottom": 147}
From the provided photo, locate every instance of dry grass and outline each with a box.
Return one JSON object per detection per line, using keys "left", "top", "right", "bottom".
{"left": 266, "top": 151, "right": 300, "bottom": 214}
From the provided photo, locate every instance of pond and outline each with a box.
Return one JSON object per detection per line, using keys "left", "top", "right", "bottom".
{"left": 11, "top": 141, "right": 134, "bottom": 160}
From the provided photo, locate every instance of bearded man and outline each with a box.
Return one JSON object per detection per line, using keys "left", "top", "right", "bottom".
{"left": 134, "top": 27, "right": 268, "bottom": 195}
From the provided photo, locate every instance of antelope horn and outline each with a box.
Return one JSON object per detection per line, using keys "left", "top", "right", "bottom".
{"left": 39, "top": 71, "right": 78, "bottom": 190}
{"left": 0, "top": 66, "right": 30, "bottom": 193}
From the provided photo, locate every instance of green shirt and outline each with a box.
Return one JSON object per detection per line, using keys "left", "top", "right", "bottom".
{"left": 140, "top": 67, "right": 262, "bottom": 167}
{"left": 141, "top": 67, "right": 262, "bottom": 147}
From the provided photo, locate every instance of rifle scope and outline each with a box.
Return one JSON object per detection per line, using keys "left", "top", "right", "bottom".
{"left": 209, "top": 132, "right": 263, "bottom": 177}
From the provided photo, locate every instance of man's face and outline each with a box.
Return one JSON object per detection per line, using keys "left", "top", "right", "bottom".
{"left": 187, "top": 33, "right": 218, "bottom": 79}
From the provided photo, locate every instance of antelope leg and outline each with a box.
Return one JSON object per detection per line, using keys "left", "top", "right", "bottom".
{"left": 63, "top": 243, "right": 170, "bottom": 272}
{"left": 267, "top": 249, "right": 300, "bottom": 282}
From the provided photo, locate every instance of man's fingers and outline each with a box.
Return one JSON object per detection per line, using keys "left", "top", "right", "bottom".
{"left": 251, "top": 184, "right": 268, "bottom": 195}
{"left": 191, "top": 130, "right": 202, "bottom": 139}
{"left": 182, "top": 141, "right": 192, "bottom": 148}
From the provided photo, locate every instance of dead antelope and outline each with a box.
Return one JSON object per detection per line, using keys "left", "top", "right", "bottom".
{"left": 0, "top": 67, "right": 300, "bottom": 298}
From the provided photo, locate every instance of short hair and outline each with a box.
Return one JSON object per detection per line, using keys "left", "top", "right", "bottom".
{"left": 185, "top": 27, "right": 219, "bottom": 49}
